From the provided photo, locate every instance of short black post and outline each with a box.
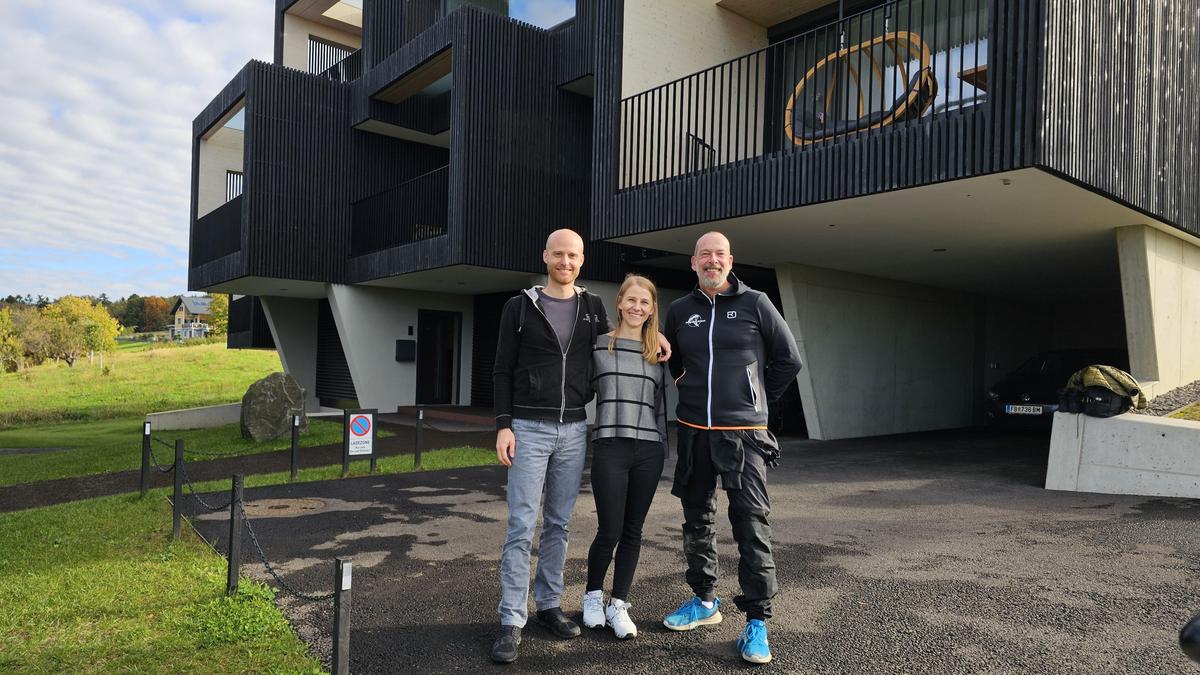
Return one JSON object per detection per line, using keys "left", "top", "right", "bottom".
{"left": 140, "top": 421, "right": 151, "bottom": 497}
{"left": 341, "top": 410, "right": 351, "bottom": 478}
{"left": 290, "top": 415, "right": 300, "bottom": 481}
{"left": 414, "top": 408, "right": 423, "bottom": 471}
{"left": 171, "top": 439, "right": 184, "bottom": 541}
{"left": 226, "top": 474, "right": 244, "bottom": 595}
{"left": 333, "top": 558, "right": 353, "bottom": 675}
{"left": 369, "top": 414, "right": 378, "bottom": 474}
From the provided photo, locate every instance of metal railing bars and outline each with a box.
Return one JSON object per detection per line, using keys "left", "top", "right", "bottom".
{"left": 617, "top": 0, "right": 990, "bottom": 190}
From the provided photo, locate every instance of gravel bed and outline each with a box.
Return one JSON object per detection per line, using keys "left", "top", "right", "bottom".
{"left": 1136, "top": 378, "right": 1200, "bottom": 416}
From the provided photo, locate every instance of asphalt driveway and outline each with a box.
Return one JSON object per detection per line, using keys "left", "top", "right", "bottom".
{"left": 185, "top": 429, "right": 1200, "bottom": 674}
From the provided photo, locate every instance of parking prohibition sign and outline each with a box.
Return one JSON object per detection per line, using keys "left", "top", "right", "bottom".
{"left": 348, "top": 413, "right": 373, "bottom": 456}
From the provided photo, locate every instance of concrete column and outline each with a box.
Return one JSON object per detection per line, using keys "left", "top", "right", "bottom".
{"left": 259, "top": 296, "right": 320, "bottom": 412}
{"left": 326, "top": 284, "right": 475, "bottom": 412}
{"left": 775, "top": 263, "right": 977, "bottom": 440}
{"left": 1116, "top": 225, "right": 1200, "bottom": 395}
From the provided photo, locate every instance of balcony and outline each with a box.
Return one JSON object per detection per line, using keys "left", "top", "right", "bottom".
{"left": 192, "top": 195, "right": 243, "bottom": 266}
{"left": 350, "top": 166, "right": 449, "bottom": 257}
{"left": 618, "top": 0, "right": 989, "bottom": 189}
{"left": 319, "top": 48, "right": 362, "bottom": 82}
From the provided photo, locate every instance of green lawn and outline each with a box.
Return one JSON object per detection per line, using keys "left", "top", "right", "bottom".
{"left": 0, "top": 494, "right": 321, "bottom": 674}
{"left": 0, "top": 343, "right": 282, "bottom": 428}
{"left": 1170, "top": 402, "right": 1200, "bottom": 422}
{"left": 0, "top": 417, "right": 393, "bottom": 487}
{"left": 0, "top": 446, "right": 496, "bottom": 673}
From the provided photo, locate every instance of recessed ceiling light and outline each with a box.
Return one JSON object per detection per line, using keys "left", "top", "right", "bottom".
{"left": 932, "top": 248, "right": 947, "bottom": 253}
{"left": 1001, "top": 178, "right": 1012, "bottom": 186}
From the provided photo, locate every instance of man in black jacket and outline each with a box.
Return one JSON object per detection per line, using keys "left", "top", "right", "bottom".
{"left": 661, "top": 231, "right": 802, "bottom": 665}
{"left": 489, "top": 229, "right": 607, "bottom": 663}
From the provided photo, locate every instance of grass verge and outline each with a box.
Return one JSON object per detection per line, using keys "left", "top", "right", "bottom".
{"left": 0, "top": 494, "right": 321, "bottom": 674}
{"left": 0, "top": 446, "right": 495, "bottom": 673}
{"left": 1170, "top": 402, "right": 1200, "bottom": 422}
{"left": 0, "top": 418, "right": 392, "bottom": 487}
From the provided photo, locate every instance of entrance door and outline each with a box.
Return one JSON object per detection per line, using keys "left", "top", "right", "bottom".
{"left": 416, "top": 309, "right": 460, "bottom": 405}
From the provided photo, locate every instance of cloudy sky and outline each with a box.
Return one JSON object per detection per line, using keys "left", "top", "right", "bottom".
{"left": 0, "top": 0, "right": 575, "bottom": 300}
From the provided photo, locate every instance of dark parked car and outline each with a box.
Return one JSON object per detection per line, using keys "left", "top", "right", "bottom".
{"left": 985, "top": 349, "right": 1130, "bottom": 427}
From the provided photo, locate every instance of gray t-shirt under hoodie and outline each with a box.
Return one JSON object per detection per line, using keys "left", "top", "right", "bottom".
{"left": 537, "top": 289, "right": 577, "bottom": 352}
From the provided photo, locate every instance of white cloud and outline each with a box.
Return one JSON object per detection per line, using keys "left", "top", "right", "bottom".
{"left": 0, "top": 0, "right": 273, "bottom": 296}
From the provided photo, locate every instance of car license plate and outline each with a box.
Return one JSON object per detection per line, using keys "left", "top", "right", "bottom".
{"left": 1005, "top": 405, "right": 1042, "bottom": 415}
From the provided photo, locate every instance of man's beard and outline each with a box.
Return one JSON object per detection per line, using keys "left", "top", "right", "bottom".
{"left": 699, "top": 268, "right": 727, "bottom": 289}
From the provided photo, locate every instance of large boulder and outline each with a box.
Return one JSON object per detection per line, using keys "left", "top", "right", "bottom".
{"left": 240, "top": 372, "right": 309, "bottom": 441}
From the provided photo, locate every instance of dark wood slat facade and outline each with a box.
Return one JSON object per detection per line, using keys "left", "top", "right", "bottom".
{"left": 192, "top": 0, "right": 1197, "bottom": 298}
{"left": 1037, "top": 0, "right": 1200, "bottom": 238}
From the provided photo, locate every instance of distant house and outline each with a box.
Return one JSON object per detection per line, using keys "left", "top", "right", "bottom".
{"left": 170, "top": 296, "right": 212, "bottom": 339}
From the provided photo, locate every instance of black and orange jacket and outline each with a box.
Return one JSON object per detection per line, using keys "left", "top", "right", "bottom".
{"left": 664, "top": 274, "right": 802, "bottom": 431}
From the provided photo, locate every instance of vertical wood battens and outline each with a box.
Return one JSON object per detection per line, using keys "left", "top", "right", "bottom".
{"left": 1037, "top": 0, "right": 1199, "bottom": 237}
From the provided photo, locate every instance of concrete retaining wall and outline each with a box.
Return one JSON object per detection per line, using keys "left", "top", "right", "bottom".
{"left": 1046, "top": 411, "right": 1200, "bottom": 499}
{"left": 148, "top": 403, "right": 242, "bottom": 431}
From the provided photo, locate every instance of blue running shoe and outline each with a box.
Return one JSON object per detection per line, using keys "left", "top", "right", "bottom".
{"left": 737, "top": 619, "right": 772, "bottom": 664}
{"left": 662, "top": 596, "right": 723, "bottom": 631}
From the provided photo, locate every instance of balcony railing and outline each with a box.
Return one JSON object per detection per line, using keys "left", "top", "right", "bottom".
{"left": 350, "top": 166, "right": 449, "bottom": 257}
{"left": 192, "top": 194, "right": 242, "bottom": 266}
{"left": 618, "top": 0, "right": 989, "bottom": 189}
{"left": 319, "top": 49, "right": 363, "bottom": 83}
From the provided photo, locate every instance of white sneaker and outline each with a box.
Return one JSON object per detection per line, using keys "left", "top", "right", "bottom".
{"left": 583, "top": 590, "right": 605, "bottom": 629}
{"left": 606, "top": 599, "right": 637, "bottom": 639}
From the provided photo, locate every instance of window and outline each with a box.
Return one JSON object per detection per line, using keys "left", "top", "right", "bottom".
{"left": 226, "top": 170, "right": 244, "bottom": 201}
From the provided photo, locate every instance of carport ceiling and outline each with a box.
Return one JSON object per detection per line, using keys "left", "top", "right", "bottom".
{"left": 611, "top": 167, "right": 1186, "bottom": 302}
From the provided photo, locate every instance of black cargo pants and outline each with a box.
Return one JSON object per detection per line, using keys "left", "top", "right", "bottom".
{"left": 676, "top": 428, "right": 777, "bottom": 620}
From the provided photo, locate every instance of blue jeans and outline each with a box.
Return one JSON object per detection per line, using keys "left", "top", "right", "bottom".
{"left": 497, "top": 418, "right": 588, "bottom": 627}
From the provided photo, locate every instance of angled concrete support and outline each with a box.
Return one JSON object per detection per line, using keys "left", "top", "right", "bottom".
{"left": 259, "top": 296, "right": 320, "bottom": 411}
{"left": 1116, "top": 225, "right": 1200, "bottom": 395}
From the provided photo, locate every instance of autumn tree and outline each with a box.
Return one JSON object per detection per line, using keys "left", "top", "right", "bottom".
{"left": 0, "top": 308, "right": 21, "bottom": 372}
{"left": 42, "top": 297, "right": 120, "bottom": 367}
{"left": 141, "top": 296, "right": 172, "bottom": 333}
{"left": 12, "top": 306, "right": 54, "bottom": 367}
{"left": 207, "top": 295, "right": 229, "bottom": 336}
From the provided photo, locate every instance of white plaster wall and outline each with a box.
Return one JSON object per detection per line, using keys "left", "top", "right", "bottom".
{"left": 621, "top": 1, "right": 766, "bottom": 97}
{"left": 1117, "top": 225, "right": 1200, "bottom": 394}
{"left": 619, "top": 1, "right": 768, "bottom": 186}
{"left": 197, "top": 126, "right": 243, "bottom": 218}
{"left": 327, "top": 284, "right": 474, "bottom": 412}
{"left": 282, "top": 13, "right": 361, "bottom": 72}
{"left": 259, "top": 296, "right": 321, "bottom": 412}
{"left": 776, "top": 263, "right": 976, "bottom": 440}
{"left": 1047, "top": 412, "right": 1200, "bottom": 499}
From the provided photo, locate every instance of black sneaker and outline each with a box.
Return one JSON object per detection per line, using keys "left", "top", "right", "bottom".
{"left": 533, "top": 607, "right": 581, "bottom": 639}
{"left": 491, "top": 625, "right": 521, "bottom": 664}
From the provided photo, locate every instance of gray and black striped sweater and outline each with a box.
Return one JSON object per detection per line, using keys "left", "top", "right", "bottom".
{"left": 591, "top": 336, "right": 668, "bottom": 448}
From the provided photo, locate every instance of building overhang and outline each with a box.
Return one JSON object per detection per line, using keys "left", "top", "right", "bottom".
{"left": 606, "top": 167, "right": 1199, "bottom": 303}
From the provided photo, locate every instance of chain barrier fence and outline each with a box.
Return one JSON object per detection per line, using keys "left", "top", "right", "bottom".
{"left": 139, "top": 419, "right": 355, "bottom": 675}
{"left": 137, "top": 409, "right": 414, "bottom": 675}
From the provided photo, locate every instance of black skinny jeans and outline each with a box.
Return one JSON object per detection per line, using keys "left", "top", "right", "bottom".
{"left": 586, "top": 437, "right": 665, "bottom": 600}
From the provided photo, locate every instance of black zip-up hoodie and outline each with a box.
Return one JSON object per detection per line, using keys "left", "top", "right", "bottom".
{"left": 664, "top": 273, "right": 802, "bottom": 430}
{"left": 493, "top": 286, "right": 608, "bottom": 430}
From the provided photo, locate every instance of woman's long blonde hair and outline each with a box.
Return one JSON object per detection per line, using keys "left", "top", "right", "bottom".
{"left": 609, "top": 274, "right": 660, "bottom": 363}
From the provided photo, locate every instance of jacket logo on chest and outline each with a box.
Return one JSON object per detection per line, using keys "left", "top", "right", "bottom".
{"left": 726, "top": 311, "right": 737, "bottom": 319}
{"left": 685, "top": 314, "right": 706, "bottom": 328}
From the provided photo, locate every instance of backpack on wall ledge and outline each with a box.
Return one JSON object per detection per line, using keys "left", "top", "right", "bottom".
{"left": 1059, "top": 364, "right": 1146, "bottom": 419}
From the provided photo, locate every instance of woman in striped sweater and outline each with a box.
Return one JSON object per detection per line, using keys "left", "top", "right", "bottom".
{"left": 582, "top": 274, "right": 668, "bottom": 640}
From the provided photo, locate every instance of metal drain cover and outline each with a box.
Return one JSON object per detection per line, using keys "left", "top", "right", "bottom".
{"left": 243, "top": 498, "right": 327, "bottom": 518}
